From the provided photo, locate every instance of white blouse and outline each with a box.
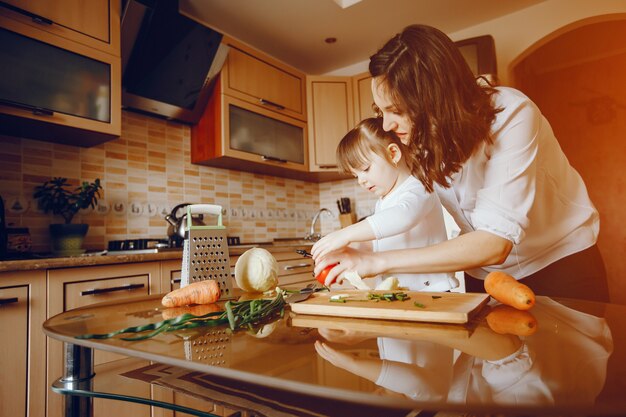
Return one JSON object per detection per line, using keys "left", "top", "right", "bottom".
{"left": 367, "top": 175, "right": 458, "bottom": 291}
{"left": 436, "top": 87, "right": 599, "bottom": 279}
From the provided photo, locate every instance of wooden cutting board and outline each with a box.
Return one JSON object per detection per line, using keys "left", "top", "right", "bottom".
{"left": 289, "top": 290, "right": 490, "bottom": 324}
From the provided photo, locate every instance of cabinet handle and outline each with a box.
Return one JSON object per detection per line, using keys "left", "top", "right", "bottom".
{"left": 0, "top": 98, "right": 54, "bottom": 116}
{"left": 262, "top": 155, "right": 287, "bottom": 164}
{"left": 171, "top": 278, "right": 181, "bottom": 284}
{"left": 80, "top": 283, "right": 145, "bottom": 296}
{"left": 318, "top": 164, "right": 338, "bottom": 169}
{"left": 284, "top": 263, "right": 311, "bottom": 270}
{"left": 0, "top": 297, "right": 18, "bottom": 306}
{"left": 259, "top": 98, "right": 285, "bottom": 110}
{"left": 0, "top": 3, "right": 53, "bottom": 25}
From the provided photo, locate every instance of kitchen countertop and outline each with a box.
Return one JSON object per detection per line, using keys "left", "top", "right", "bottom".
{"left": 0, "top": 241, "right": 313, "bottom": 272}
{"left": 43, "top": 293, "right": 626, "bottom": 416}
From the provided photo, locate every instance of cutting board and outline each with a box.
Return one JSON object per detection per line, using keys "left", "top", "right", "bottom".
{"left": 289, "top": 290, "right": 490, "bottom": 324}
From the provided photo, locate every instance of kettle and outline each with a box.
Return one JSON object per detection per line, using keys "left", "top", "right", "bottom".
{"left": 165, "top": 203, "right": 205, "bottom": 246}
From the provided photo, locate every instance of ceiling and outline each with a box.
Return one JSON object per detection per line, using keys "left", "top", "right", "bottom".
{"left": 180, "top": 0, "right": 545, "bottom": 75}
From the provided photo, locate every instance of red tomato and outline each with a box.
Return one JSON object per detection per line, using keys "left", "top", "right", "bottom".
{"left": 316, "top": 263, "right": 338, "bottom": 285}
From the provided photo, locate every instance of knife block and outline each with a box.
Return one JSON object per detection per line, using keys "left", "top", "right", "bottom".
{"left": 339, "top": 212, "right": 357, "bottom": 228}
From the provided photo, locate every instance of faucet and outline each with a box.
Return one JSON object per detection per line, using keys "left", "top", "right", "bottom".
{"left": 305, "top": 208, "right": 332, "bottom": 242}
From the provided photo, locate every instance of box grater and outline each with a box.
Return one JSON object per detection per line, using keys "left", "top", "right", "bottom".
{"left": 180, "top": 204, "right": 232, "bottom": 300}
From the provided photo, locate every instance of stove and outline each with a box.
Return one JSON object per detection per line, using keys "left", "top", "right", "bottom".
{"left": 107, "top": 238, "right": 173, "bottom": 255}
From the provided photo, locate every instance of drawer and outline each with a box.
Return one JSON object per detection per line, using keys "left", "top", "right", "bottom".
{"left": 278, "top": 258, "right": 313, "bottom": 277}
{"left": 64, "top": 274, "right": 150, "bottom": 310}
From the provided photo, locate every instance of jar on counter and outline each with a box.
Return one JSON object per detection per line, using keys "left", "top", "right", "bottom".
{"left": 7, "top": 227, "right": 32, "bottom": 254}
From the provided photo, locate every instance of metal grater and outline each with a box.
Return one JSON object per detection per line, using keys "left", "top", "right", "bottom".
{"left": 180, "top": 204, "right": 232, "bottom": 300}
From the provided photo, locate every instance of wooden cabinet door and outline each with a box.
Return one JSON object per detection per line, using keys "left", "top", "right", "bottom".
{"left": 307, "top": 76, "right": 354, "bottom": 172}
{"left": 0, "top": 270, "right": 46, "bottom": 417}
{"left": 47, "top": 262, "right": 160, "bottom": 417}
{"left": 352, "top": 72, "right": 376, "bottom": 123}
{"left": 222, "top": 44, "right": 306, "bottom": 121}
{"left": 161, "top": 259, "right": 183, "bottom": 292}
{"left": 0, "top": 0, "right": 120, "bottom": 55}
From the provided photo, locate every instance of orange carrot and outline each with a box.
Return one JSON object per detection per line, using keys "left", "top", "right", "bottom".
{"left": 161, "top": 280, "right": 221, "bottom": 308}
{"left": 161, "top": 303, "right": 221, "bottom": 320}
{"left": 486, "top": 304, "right": 538, "bottom": 336}
{"left": 484, "top": 271, "right": 535, "bottom": 310}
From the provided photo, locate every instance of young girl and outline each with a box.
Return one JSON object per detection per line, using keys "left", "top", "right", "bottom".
{"left": 311, "top": 117, "right": 457, "bottom": 291}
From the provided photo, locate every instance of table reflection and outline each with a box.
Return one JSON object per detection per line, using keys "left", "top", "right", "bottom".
{"left": 313, "top": 298, "right": 612, "bottom": 408}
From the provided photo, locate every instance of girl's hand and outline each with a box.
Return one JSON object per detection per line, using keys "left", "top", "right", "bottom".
{"left": 311, "top": 230, "right": 350, "bottom": 261}
{"left": 314, "top": 247, "right": 385, "bottom": 286}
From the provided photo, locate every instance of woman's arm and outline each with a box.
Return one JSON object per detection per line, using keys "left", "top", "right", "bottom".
{"left": 314, "top": 230, "right": 512, "bottom": 286}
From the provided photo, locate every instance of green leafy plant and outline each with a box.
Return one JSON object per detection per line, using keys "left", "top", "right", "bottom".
{"left": 33, "top": 177, "right": 102, "bottom": 224}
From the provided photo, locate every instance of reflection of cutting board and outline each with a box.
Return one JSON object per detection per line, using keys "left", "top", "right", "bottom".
{"left": 289, "top": 290, "right": 490, "bottom": 324}
{"left": 289, "top": 313, "right": 473, "bottom": 339}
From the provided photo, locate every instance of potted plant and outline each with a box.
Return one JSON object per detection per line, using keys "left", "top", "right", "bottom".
{"left": 33, "top": 177, "right": 102, "bottom": 256}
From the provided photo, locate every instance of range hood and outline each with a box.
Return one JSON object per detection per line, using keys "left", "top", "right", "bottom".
{"left": 121, "top": 0, "right": 229, "bottom": 124}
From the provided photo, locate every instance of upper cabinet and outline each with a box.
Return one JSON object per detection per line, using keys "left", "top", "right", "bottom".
{"left": 220, "top": 38, "right": 307, "bottom": 122}
{"left": 191, "top": 37, "right": 310, "bottom": 180}
{"left": 0, "top": 0, "right": 121, "bottom": 146}
{"left": 0, "top": 0, "right": 119, "bottom": 55}
{"left": 307, "top": 76, "right": 354, "bottom": 172}
{"left": 352, "top": 72, "right": 376, "bottom": 123}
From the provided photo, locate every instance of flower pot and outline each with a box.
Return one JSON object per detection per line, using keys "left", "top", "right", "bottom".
{"left": 49, "top": 223, "right": 89, "bottom": 256}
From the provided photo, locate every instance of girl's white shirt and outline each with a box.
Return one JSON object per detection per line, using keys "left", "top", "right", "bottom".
{"left": 436, "top": 86, "right": 599, "bottom": 279}
{"left": 367, "top": 175, "right": 458, "bottom": 291}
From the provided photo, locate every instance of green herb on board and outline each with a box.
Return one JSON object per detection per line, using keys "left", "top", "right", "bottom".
{"left": 414, "top": 302, "right": 426, "bottom": 308}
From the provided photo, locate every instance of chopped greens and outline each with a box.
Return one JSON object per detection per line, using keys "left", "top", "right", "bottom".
{"left": 414, "top": 302, "right": 426, "bottom": 308}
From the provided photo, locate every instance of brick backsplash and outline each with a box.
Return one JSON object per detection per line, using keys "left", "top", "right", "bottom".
{"left": 0, "top": 111, "right": 329, "bottom": 253}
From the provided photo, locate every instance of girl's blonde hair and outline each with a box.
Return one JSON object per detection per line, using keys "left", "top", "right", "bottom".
{"left": 337, "top": 117, "right": 405, "bottom": 174}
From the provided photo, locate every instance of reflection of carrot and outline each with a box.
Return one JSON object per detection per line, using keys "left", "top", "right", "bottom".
{"left": 486, "top": 304, "right": 538, "bottom": 336}
{"left": 484, "top": 271, "right": 535, "bottom": 310}
{"left": 161, "top": 280, "right": 221, "bottom": 308}
{"left": 161, "top": 303, "right": 221, "bottom": 320}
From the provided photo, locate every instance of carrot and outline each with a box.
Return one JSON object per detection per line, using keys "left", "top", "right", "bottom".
{"left": 486, "top": 304, "right": 538, "bottom": 336}
{"left": 161, "top": 280, "right": 221, "bottom": 308}
{"left": 484, "top": 271, "right": 535, "bottom": 310}
{"left": 161, "top": 303, "right": 221, "bottom": 320}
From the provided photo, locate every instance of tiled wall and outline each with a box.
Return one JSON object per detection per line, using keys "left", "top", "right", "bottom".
{"left": 0, "top": 111, "right": 323, "bottom": 253}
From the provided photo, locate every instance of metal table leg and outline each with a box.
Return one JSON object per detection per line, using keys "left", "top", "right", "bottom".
{"left": 60, "top": 342, "right": 95, "bottom": 417}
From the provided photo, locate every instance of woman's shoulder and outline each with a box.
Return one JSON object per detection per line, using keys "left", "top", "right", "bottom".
{"left": 491, "top": 86, "right": 541, "bottom": 129}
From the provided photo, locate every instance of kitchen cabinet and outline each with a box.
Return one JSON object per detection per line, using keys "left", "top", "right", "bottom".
{"left": 0, "top": 0, "right": 120, "bottom": 55}
{"left": 306, "top": 76, "right": 355, "bottom": 172}
{"left": 0, "top": 270, "right": 46, "bottom": 417}
{"left": 0, "top": 0, "right": 121, "bottom": 146}
{"left": 191, "top": 36, "right": 314, "bottom": 181}
{"left": 46, "top": 262, "right": 160, "bottom": 417}
{"left": 192, "top": 92, "right": 309, "bottom": 178}
{"left": 221, "top": 38, "right": 306, "bottom": 122}
{"left": 352, "top": 72, "right": 377, "bottom": 122}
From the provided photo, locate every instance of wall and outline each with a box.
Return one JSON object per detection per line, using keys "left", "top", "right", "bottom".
{"left": 0, "top": 111, "right": 320, "bottom": 253}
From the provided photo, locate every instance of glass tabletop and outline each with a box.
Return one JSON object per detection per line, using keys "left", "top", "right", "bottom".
{"left": 43, "top": 291, "right": 626, "bottom": 416}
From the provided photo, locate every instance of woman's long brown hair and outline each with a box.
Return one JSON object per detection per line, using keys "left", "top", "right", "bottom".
{"left": 369, "top": 24, "right": 501, "bottom": 192}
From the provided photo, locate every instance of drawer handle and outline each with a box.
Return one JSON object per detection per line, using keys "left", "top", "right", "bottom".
{"left": 0, "top": 2, "right": 53, "bottom": 25}
{"left": 171, "top": 278, "right": 182, "bottom": 284}
{"left": 259, "top": 98, "right": 285, "bottom": 110}
{"left": 262, "top": 155, "right": 287, "bottom": 164}
{"left": 284, "top": 263, "right": 311, "bottom": 270}
{"left": 80, "top": 283, "right": 145, "bottom": 296}
{"left": 318, "top": 164, "right": 338, "bottom": 169}
{"left": 0, "top": 297, "right": 18, "bottom": 306}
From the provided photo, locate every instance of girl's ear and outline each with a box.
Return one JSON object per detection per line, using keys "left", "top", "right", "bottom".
{"left": 387, "top": 143, "right": 402, "bottom": 166}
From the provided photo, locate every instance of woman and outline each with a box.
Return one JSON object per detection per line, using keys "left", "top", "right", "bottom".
{"left": 314, "top": 24, "right": 609, "bottom": 302}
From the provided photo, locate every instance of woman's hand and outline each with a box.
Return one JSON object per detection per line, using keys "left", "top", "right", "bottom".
{"left": 314, "top": 246, "right": 385, "bottom": 286}
{"left": 311, "top": 230, "right": 350, "bottom": 261}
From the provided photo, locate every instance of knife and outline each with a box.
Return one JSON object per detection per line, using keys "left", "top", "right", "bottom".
{"left": 284, "top": 283, "right": 317, "bottom": 304}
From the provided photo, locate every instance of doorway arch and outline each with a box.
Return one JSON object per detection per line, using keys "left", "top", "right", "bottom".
{"left": 511, "top": 15, "right": 626, "bottom": 304}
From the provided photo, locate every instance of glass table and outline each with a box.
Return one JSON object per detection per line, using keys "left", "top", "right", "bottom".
{"left": 43, "top": 291, "right": 626, "bottom": 416}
